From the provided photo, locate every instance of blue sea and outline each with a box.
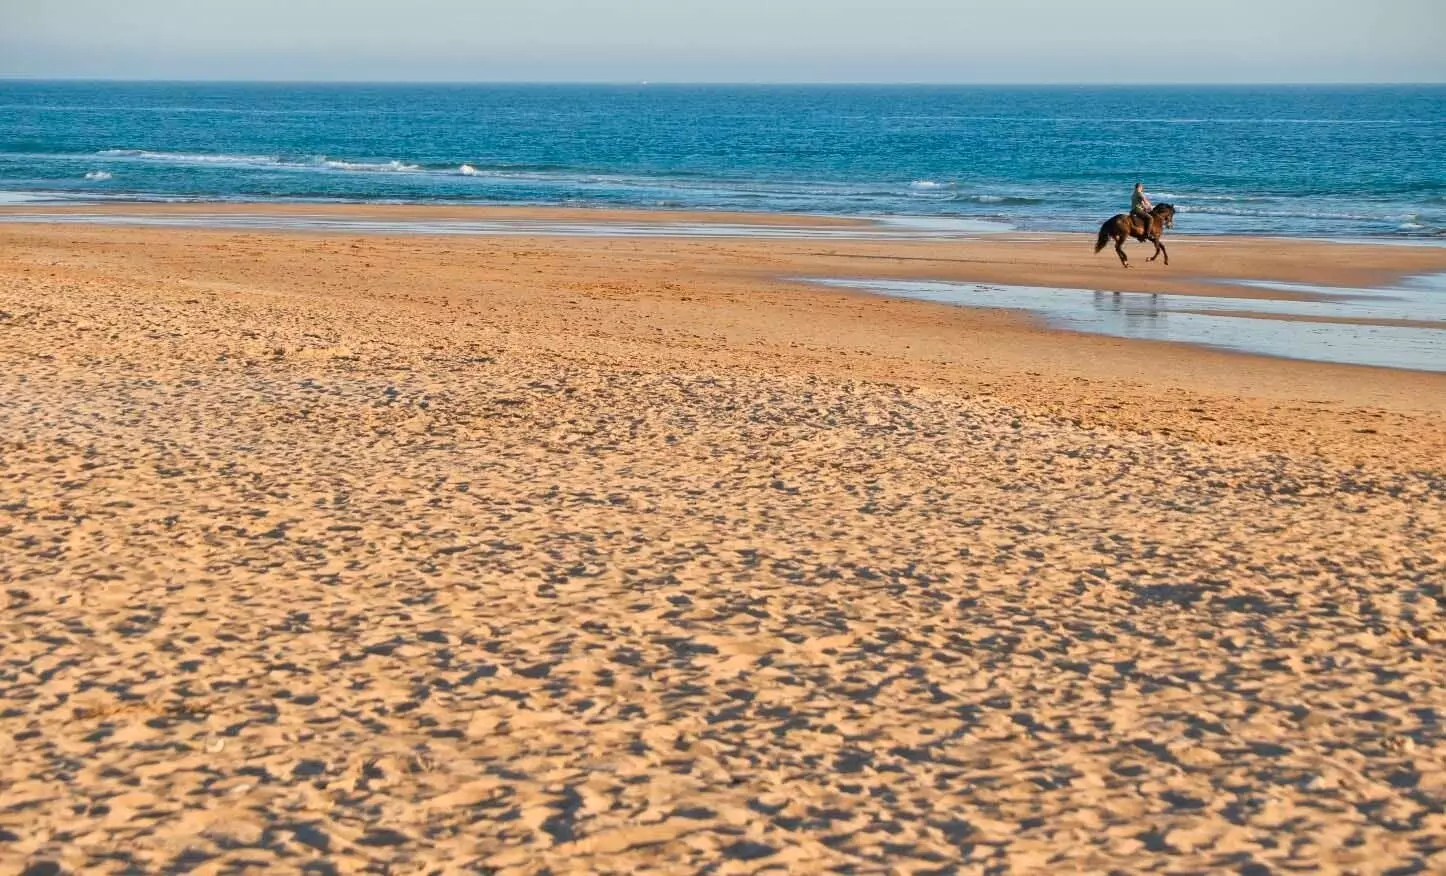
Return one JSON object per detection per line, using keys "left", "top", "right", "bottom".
{"left": 1, "top": 81, "right": 1443, "bottom": 238}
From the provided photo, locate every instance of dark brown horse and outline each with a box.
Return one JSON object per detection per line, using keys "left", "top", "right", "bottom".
{"left": 1094, "top": 203, "right": 1176, "bottom": 267}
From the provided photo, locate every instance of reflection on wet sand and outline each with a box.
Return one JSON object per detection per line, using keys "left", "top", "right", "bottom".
{"left": 817, "top": 275, "right": 1446, "bottom": 372}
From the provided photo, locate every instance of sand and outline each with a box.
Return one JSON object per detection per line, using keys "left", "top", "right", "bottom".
{"left": 2, "top": 213, "right": 1445, "bottom": 874}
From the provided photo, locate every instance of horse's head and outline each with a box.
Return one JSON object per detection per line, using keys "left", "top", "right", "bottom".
{"left": 1153, "top": 203, "right": 1175, "bottom": 229}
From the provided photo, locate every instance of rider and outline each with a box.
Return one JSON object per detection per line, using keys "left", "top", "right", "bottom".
{"left": 1130, "top": 182, "right": 1154, "bottom": 227}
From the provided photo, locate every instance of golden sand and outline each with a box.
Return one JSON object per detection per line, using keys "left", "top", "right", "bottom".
{"left": 2, "top": 212, "right": 1445, "bottom": 873}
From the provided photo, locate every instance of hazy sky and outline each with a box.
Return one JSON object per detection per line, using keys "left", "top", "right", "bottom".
{"left": 2, "top": 0, "right": 1442, "bottom": 83}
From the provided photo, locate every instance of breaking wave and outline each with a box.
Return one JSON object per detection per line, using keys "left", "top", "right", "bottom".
{"left": 97, "top": 150, "right": 425, "bottom": 174}
{"left": 98, "top": 149, "right": 283, "bottom": 167}
{"left": 319, "top": 159, "right": 422, "bottom": 173}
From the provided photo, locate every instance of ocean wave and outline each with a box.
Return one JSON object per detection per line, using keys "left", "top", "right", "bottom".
{"left": 92, "top": 151, "right": 600, "bottom": 180}
{"left": 452, "top": 164, "right": 648, "bottom": 183}
{"left": 98, "top": 149, "right": 284, "bottom": 166}
{"left": 455, "top": 162, "right": 594, "bottom": 175}
{"left": 96, "top": 150, "right": 427, "bottom": 174}
{"left": 962, "top": 194, "right": 1042, "bottom": 205}
{"left": 893, "top": 115, "right": 1445, "bottom": 126}
{"left": 43, "top": 149, "right": 1442, "bottom": 238}
{"left": 319, "top": 158, "right": 422, "bottom": 173}
{"left": 1178, "top": 204, "right": 1390, "bottom": 222}
{"left": 1152, "top": 191, "right": 1267, "bottom": 204}
{"left": 451, "top": 168, "right": 946, "bottom": 204}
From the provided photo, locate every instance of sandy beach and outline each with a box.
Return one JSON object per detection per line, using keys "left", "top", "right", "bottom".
{"left": 2, "top": 209, "right": 1445, "bottom": 873}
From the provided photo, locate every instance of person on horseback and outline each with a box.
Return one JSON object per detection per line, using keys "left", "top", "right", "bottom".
{"left": 1096, "top": 192, "right": 1175, "bottom": 268}
{"left": 1127, "top": 182, "right": 1151, "bottom": 222}
{"left": 1130, "top": 182, "right": 1154, "bottom": 231}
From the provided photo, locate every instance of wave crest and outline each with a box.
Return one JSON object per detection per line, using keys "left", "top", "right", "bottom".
{"left": 96, "top": 150, "right": 425, "bottom": 174}
{"left": 98, "top": 149, "right": 282, "bottom": 166}
{"left": 319, "top": 158, "right": 421, "bottom": 173}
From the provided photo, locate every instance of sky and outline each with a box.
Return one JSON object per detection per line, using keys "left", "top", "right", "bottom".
{"left": 1, "top": 0, "right": 1442, "bottom": 83}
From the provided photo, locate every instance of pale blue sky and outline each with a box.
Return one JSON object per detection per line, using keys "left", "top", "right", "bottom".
{"left": 2, "top": 0, "right": 1442, "bottom": 83}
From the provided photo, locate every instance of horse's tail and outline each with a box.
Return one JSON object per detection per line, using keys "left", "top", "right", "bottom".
{"left": 1094, "top": 220, "right": 1112, "bottom": 253}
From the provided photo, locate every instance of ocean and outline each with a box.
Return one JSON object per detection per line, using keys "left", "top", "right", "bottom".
{"left": 1, "top": 81, "right": 1442, "bottom": 238}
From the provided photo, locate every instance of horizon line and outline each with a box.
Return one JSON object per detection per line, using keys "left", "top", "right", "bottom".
{"left": 2, "top": 76, "right": 1444, "bottom": 88}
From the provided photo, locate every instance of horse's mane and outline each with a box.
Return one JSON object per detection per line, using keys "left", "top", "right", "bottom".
{"left": 1154, "top": 202, "right": 1175, "bottom": 212}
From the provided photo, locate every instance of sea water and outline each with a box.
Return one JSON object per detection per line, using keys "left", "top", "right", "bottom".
{"left": 814, "top": 274, "right": 1446, "bottom": 372}
{"left": 2, "top": 82, "right": 1442, "bottom": 239}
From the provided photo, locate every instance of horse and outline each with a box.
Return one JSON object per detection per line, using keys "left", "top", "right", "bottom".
{"left": 1094, "top": 203, "right": 1176, "bottom": 268}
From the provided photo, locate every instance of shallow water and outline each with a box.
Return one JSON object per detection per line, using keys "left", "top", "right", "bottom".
{"left": 0, "top": 211, "right": 1013, "bottom": 239}
{"left": 815, "top": 274, "right": 1446, "bottom": 372}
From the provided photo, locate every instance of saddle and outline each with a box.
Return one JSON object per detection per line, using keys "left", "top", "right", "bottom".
{"left": 1129, "top": 210, "right": 1156, "bottom": 238}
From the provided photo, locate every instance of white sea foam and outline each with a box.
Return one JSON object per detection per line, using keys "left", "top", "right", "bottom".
{"left": 909, "top": 180, "right": 950, "bottom": 190}
{"left": 319, "top": 159, "right": 422, "bottom": 173}
{"left": 1152, "top": 191, "right": 1257, "bottom": 203}
{"left": 97, "top": 150, "right": 425, "bottom": 175}
{"left": 459, "top": 164, "right": 480, "bottom": 176}
{"left": 99, "top": 149, "right": 283, "bottom": 167}
{"left": 1179, "top": 204, "right": 1382, "bottom": 222}
{"left": 84, "top": 171, "right": 113, "bottom": 181}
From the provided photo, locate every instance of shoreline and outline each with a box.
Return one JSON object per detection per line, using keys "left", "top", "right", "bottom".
{"left": 3, "top": 200, "right": 1445, "bottom": 271}
{"left": 2, "top": 199, "right": 1443, "bottom": 245}
{"left": 0, "top": 200, "right": 874, "bottom": 227}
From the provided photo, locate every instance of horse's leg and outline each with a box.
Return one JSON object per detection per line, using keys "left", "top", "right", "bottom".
{"left": 1148, "top": 236, "right": 1162, "bottom": 262}
{"left": 1158, "top": 239, "right": 1168, "bottom": 266}
{"left": 1114, "top": 234, "right": 1129, "bottom": 267}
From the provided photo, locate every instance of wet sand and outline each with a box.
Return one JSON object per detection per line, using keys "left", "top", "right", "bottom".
{"left": 2, "top": 213, "right": 1445, "bottom": 874}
